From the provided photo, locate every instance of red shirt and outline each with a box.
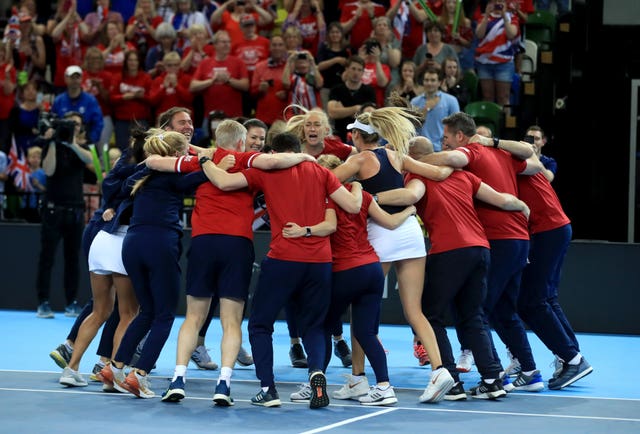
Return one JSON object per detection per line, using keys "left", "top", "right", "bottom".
{"left": 243, "top": 161, "right": 343, "bottom": 262}
{"left": 298, "top": 14, "right": 322, "bottom": 55}
{"left": 181, "top": 44, "right": 216, "bottom": 75}
{"left": 193, "top": 55, "right": 249, "bottom": 118}
{"left": 408, "top": 170, "right": 489, "bottom": 254}
{"left": 0, "top": 63, "right": 16, "bottom": 119}
{"left": 98, "top": 42, "right": 138, "bottom": 76}
{"left": 127, "top": 15, "right": 164, "bottom": 49}
{"left": 330, "top": 187, "right": 379, "bottom": 272}
{"left": 149, "top": 72, "right": 194, "bottom": 121}
{"left": 517, "top": 172, "right": 570, "bottom": 234}
{"left": 82, "top": 70, "right": 114, "bottom": 116}
{"left": 389, "top": 0, "right": 427, "bottom": 59}
{"left": 251, "top": 58, "right": 288, "bottom": 125}
{"left": 191, "top": 148, "right": 261, "bottom": 239}
{"left": 214, "top": 11, "right": 260, "bottom": 48}
{"left": 233, "top": 35, "right": 271, "bottom": 77}
{"left": 340, "top": 2, "right": 386, "bottom": 50}
{"left": 362, "top": 62, "right": 391, "bottom": 108}
{"left": 458, "top": 143, "right": 529, "bottom": 240}
{"left": 111, "top": 71, "right": 152, "bottom": 121}
{"left": 309, "top": 136, "right": 354, "bottom": 160}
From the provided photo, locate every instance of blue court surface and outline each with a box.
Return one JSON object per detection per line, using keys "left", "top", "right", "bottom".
{"left": 1, "top": 309, "right": 638, "bottom": 433}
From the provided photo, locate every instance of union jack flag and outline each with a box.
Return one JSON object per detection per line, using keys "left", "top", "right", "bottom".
{"left": 6, "top": 135, "right": 33, "bottom": 192}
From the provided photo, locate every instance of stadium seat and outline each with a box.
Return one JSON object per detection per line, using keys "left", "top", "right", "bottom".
{"left": 525, "top": 10, "right": 556, "bottom": 51}
{"left": 463, "top": 70, "right": 479, "bottom": 102}
{"left": 464, "top": 101, "right": 503, "bottom": 137}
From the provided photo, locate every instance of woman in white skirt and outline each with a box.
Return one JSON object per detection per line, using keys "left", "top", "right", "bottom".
{"left": 59, "top": 131, "right": 147, "bottom": 388}
{"left": 332, "top": 107, "right": 456, "bottom": 403}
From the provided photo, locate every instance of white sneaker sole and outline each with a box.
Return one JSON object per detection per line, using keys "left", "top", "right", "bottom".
{"left": 360, "top": 397, "right": 398, "bottom": 406}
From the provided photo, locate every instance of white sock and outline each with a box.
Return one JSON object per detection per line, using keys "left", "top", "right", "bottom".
{"left": 376, "top": 384, "right": 390, "bottom": 390}
{"left": 568, "top": 354, "right": 582, "bottom": 365}
{"left": 522, "top": 370, "right": 536, "bottom": 376}
{"left": 111, "top": 365, "right": 121, "bottom": 375}
{"left": 172, "top": 364, "right": 187, "bottom": 382}
{"left": 96, "top": 360, "right": 106, "bottom": 368}
{"left": 261, "top": 386, "right": 269, "bottom": 393}
{"left": 333, "top": 336, "right": 342, "bottom": 343}
{"left": 65, "top": 342, "right": 73, "bottom": 352}
{"left": 218, "top": 366, "right": 233, "bottom": 386}
{"left": 484, "top": 378, "right": 496, "bottom": 384}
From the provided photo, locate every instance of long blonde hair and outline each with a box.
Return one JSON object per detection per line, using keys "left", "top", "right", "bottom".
{"left": 131, "top": 130, "right": 188, "bottom": 195}
{"left": 356, "top": 107, "right": 419, "bottom": 159}
{"left": 284, "top": 104, "right": 332, "bottom": 144}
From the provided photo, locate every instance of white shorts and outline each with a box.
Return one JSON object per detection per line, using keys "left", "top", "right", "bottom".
{"left": 367, "top": 216, "right": 426, "bottom": 263}
{"left": 88, "top": 226, "right": 128, "bottom": 275}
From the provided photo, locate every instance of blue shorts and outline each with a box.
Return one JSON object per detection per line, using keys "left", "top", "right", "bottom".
{"left": 475, "top": 61, "right": 515, "bottom": 82}
{"left": 186, "top": 234, "right": 255, "bottom": 300}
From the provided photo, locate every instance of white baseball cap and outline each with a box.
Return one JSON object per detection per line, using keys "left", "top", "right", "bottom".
{"left": 346, "top": 119, "right": 376, "bottom": 134}
{"left": 65, "top": 65, "right": 83, "bottom": 77}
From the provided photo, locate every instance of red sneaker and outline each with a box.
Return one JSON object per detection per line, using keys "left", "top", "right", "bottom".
{"left": 413, "top": 343, "right": 430, "bottom": 366}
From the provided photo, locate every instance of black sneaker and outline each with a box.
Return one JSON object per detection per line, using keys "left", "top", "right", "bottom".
{"left": 444, "top": 381, "right": 467, "bottom": 401}
{"left": 468, "top": 379, "right": 507, "bottom": 400}
{"left": 309, "top": 371, "right": 329, "bottom": 409}
{"left": 548, "top": 356, "right": 593, "bottom": 390}
{"left": 213, "top": 381, "right": 234, "bottom": 406}
{"left": 161, "top": 376, "right": 186, "bottom": 403}
{"left": 251, "top": 387, "right": 281, "bottom": 407}
{"left": 289, "top": 343, "right": 308, "bottom": 368}
{"left": 50, "top": 343, "right": 72, "bottom": 369}
{"left": 333, "top": 339, "right": 352, "bottom": 368}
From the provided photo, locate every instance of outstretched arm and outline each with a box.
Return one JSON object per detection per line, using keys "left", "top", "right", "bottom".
{"left": 332, "top": 153, "right": 363, "bottom": 182}
{"left": 376, "top": 178, "right": 426, "bottom": 206}
{"left": 282, "top": 208, "right": 337, "bottom": 238}
{"left": 475, "top": 182, "right": 530, "bottom": 220}
{"left": 252, "top": 152, "right": 316, "bottom": 170}
{"left": 420, "top": 149, "right": 469, "bottom": 169}
{"left": 368, "top": 200, "right": 416, "bottom": 230}
{"left": 403, "top": 155, "right": 454, "bottom": 181}
{"left": 200, "top": 159, "right": 249, "bottom": 191}
{"left": 471, "top": 134, "right": 534, "bottom": 160}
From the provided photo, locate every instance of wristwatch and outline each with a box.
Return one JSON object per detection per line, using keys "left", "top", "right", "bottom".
{"left": 493, "top": 137, "right": 500, "bottom": 148}
{"left": 373, "top": 194, "right": 379, "bottom": 203}
{"left": 305, "top": 227, "right": 312, "bottom": 237}
{"left": 199, "top": 156, "right": 212, "bottom": 166}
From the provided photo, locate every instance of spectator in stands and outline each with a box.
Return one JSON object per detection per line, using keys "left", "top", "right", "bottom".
{"left": 316, "top": 22, "right": 351, "bottom": 111}
{"left": 369, "top": 17, "right": 401, "bottom": 77}
{"left": 51, "top": 65, "right": 104, "bottom": 145}
{"left": 210, "top": 0, "right": 273, "bottom": 49}
{"left": 357, "top": 38, "right": 390, "bottom": 108}
{"left": 385, "top": 0, "right": 427, "bottom": 61}
{"left": 83, "top": 0, "right": 124, "bottom": 46}
{"left": 281, "top": 49, "right": 323, "bottom": 111}
{"left": 440, "top": 56, "right": 469, "bottom": 108}
{"left": 414, "top": 21, "right": 459, "bottom": 77}
{"left": 82, "top": 47, "right": 114, "bottom": 150}
{"left": 439, "top": 0, "right": 475, "bottom": 73}
{"left": 327, "top": 55, "right": 376, "bottom": 141}
{"left": 234, "top": 13, "right": 270, "bottom": 116}
{"left": 388, "top": 59, "right": 423, "bottom": 102}
{"left": 145, "top": 22, "right": 181, "bottom": 78}
{"left": 251, "top": 35, "right": 289, "bottom": 126}
{"left": 24, "top": 145, "right": 46, "bottom": 222}
{"left": 99, "top": 21, "right": 136, "bottom": 76}
{"left": 111, "top": 50, "right": 152, "bottom": 150}
{"left": 282, "top": 0, "right": 326, "bottom": 57}
{"left": 0, "top": 41, "right": 17, "bottom": 154}
{"left": 282, "top": 25, "right": 303, "bottom": 54}
{"left": 34, "top": 111, "right": 93, "bottom": 319}
{"left": 474, "top": 0, "right": 519, "bottom": 107}
{"left": 190, "top": 30, "right": 249, "bottom": 125}
{"left": 169, "top": 0, "right": 212, "bottom": 50}
{"left": 150, "top": 51, "right": 193, "bottom": 123}
{"left": 10, "top": 80, "right": 43, "bottom": 155}
{"left": 10, "top": 7, "right": 46, "bottom": 84}
{"left": 49, "top": 1, "right": 89, "bottom": 92}
{"left": 339, "top": 0, "right": 386, "bottom": 52}
{"left": 19, "top": 0, "right": 46, "bottom": 36}
{"left": 526, "top": 125, "right": 556, "bottom": 182}
{"left": 411, "top": 67, "right": 459, "bottom": 152}
{"left": 125, "top": 0, "right": 163, "bottom": 61}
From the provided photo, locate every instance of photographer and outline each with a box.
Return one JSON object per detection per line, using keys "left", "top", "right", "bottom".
{"left": 35, "top": 112, "right": 93, "bottom": 319}
{"left": 281, "top": 49, "right": 323, "bottom": 111}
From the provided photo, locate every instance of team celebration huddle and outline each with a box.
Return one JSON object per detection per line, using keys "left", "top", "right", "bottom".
{"left": 47, "top": 102, "right": 592, "bottom": 410}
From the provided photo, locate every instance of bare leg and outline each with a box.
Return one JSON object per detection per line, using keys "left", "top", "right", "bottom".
{"left": 480, "top": 78, "right": 496, "bottom": 103}
{"left": 176, "top": 296, "right": 211, "bottom": 366}
{"left": 67, "top": 273, "right": 114, "bottom": 371}
{"left": 219, "top": 297, "right": 245, "bottom": 368}
{"left": 111, "top": 273, "right": 139, "bottom": 359}
{"left": 495, "top": 80, "right": 512, "bottom": 107}
{"left": 395, "top": 257, "right": 443, "bottom": 368}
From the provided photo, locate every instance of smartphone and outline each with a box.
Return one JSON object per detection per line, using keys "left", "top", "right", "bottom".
{"left": 523, "top": 135, "right": 535, "bottom": 144}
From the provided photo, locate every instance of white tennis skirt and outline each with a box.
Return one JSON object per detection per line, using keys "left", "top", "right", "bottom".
{"left": 88, "top": 226, "right": 128, "bottom": 275}
{"left": 367, "top": 216, "right": 426, "bottom": 263}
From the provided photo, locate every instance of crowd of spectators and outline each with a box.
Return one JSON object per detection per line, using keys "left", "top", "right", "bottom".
{"left": 0, "top": 0, "right": 567, "bottom": 222}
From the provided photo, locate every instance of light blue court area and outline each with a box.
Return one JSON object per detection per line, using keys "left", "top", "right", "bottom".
{"left": 0, "top": 309, "right": 638, "bottom": 433}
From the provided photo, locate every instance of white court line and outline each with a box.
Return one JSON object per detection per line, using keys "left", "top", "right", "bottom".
{"left": 299, "top": 407, "right": 398, "bottom": 434}
{"left": 1, "top": 386, "right": 639, "bottom": 423}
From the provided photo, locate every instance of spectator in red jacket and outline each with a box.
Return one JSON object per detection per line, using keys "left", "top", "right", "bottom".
{"left": 150, "top": 51, "right": 193, "bottom": 124}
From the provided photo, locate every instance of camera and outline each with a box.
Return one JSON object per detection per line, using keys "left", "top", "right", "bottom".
{"left": 364, "top": 40, "right": 381, "bottom": 55}
{"left": 494, "top": 3, "right": 503, "bottom": 10}
{"left": 38, "top": 112, "right": 77, "bottom": 144}
{"left": 296, "top": 52, "right": 307, "bottom": 60}
{"left": 523, "top": 135, "right": 535, "bottom": 144}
